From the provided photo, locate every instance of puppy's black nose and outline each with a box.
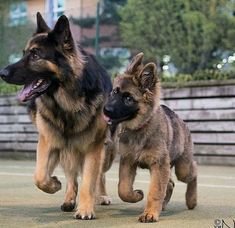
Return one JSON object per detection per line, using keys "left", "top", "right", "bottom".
{"left": 0, "top": 68, "right": 9, "bottom": 80}
{"left": 103, "top": 105, "right": 114, "bottom": 116}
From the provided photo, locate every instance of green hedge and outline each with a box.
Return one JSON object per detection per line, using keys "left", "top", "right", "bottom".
{"left": 0, "top": 82, "right": 21, "bottom": 95}
{"left": 1, "top": 70, "right": 235, "bottom": 95}
{"left": 161, "top": 70, "right": 235, "bottom": 83}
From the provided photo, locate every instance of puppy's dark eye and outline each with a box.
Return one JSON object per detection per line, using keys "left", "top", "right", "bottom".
{"left": 124, "top": 95, "right": 134, "bottom": 105}
{"left": 30, "top": 53, "right": 40, "bottom": 61}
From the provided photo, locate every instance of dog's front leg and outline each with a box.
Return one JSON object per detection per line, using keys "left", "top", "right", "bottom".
{"left": 118, "top": 157, "right": 144, "bottom": 203}
{"left": 75, "top": 146, "right": 104, "bottom": 220}
{"left": 138, "top": 159, "right": 170, "bottom": 223}
{"left": 34, "top": 134, "right": 61, "bottom": 194}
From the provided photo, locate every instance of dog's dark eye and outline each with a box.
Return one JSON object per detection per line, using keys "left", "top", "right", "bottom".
{"left": 124, "top": 95, "right": 134, "bottom": 105}
{"left": 112, "top": 87, "right": 119, "bottom": 95}
{"left": 29, "top": 49, "right": 40, "bottom": 61}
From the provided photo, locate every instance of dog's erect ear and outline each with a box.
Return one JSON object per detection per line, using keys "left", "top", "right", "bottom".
{"left": 36, "top": 12, "right": 50, "bottom": 34}
{"left": 125, "top": 52, "right": 144, "bottom": 74}
{"left": 50, "top": 15, "right": 74, "bottom": 50}
{"left": 137, "top": 63, "right": 157, "bottom": 91}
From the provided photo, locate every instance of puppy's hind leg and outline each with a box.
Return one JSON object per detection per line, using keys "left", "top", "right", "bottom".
{"left": 162, "top": 177, "right": 175, "bottom": 211}
{"left": 175, "top": 158, "right": 197, "bottom": 210}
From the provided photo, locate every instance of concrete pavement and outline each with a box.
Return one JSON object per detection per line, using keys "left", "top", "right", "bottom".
{"left": 0, "top": 159, "right": 234, "bottom": 228}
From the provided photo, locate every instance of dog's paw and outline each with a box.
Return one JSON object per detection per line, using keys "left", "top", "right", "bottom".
{"left": 96, "top": 195, "right": 112, "bottom": 205}
{"left": 138, "top": 211, "right": 158, "bottom": 223}
{"left": 74, "top": 210, "right": 96, "bottom": 220}
{"left": 61, "top": 201, "right": 76, "bottom": 212}
{"left": 35, "top": 176, "right": 61, "bottom": 194}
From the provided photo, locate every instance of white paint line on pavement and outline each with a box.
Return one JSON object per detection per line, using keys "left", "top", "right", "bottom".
{"left": 199, "top": 175, "right": 235, "bottom": 180}
{"left": 0, "top": 165, "right": 34, "bottom": 170}
{"left": 0, "top": 172, "right": 235, "bottom": 189}
{"left": 0, "top": 172, "right": 65, "bottom": 179}
{"left": 0, "top": 172, "right": 32, "bottom": 177}
{"left": 1, "top": 165, "right": 235, "bottom": 180}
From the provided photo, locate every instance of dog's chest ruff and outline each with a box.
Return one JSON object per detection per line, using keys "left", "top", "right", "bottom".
{"left": 119, "top": 130, "right": 158, "bottom": 166}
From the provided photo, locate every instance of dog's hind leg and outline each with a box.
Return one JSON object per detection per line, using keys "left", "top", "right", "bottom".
{"left": 175, "top": 157, "right": 197, "bottom": 210}
{"left": 96, "top": 174, "right": 112, "bottom": 205}
{"left": 34, "top": 134, "right": 61, "bottom": 194}
{"left": 60, "top": 151, "right": 79, "bottom": 212}
{"left": 162, "top": 177, "right": 175, "bottom": 211}
{"left": 96, "top": 139, "right": 116, "bottom": 205}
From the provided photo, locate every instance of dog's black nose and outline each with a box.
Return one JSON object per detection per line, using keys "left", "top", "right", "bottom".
{"left": 103, "top": 105, "right": 114, "bottom": 116}
{"left": 0, "top": 68, "right": 9, "bottom": 80}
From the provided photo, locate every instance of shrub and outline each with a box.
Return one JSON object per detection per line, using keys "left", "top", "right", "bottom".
{"left": 160, "top": 70, "right": 235, "bottom": 83}
{"left": 0, "top": 82, "right": 21, "bottom": 95}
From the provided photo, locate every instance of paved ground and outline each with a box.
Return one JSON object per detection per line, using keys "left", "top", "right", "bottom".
{"left": 0, "top": 159, "right": 234, "bottom": 228}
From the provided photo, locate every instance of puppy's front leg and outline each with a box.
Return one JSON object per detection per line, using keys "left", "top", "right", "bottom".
{"left": 139, "top": 159, "right": 170, "bottom": 223}
{"left": 118, "top": 157, "right": 144, "bottom": 203}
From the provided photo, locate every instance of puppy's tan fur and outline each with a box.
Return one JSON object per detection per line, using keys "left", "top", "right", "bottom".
{"left": 112, "top": 53, "right": 197, "bottom": 223}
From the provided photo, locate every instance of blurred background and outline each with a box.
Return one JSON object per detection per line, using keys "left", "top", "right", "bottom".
{"left": 1, "top": 0, "right": 235, "bottom": 79}
{"left": 0, "top": 0, "right": 235, "bottom": 166}
{"left": 0, "top": 2, "right": 234, "bottom": 227}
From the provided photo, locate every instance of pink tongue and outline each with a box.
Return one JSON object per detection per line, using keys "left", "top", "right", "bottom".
{"left": 18, "top": 83, "right": 34, "bottom": 102}
{"left": 103, "top": 114, "right": 111, "bottom": 123}
{"left": 103, "top": 114, "right": 113, "bottom": 125}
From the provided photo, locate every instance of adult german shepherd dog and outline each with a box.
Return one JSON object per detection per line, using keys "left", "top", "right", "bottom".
{"left": 0, "top": 13, "right": 114, "bottom": 220}
{"left": 103, "top": 53, "right": 197, "bottom": 223}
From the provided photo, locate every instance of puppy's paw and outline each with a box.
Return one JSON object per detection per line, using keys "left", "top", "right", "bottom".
{"left": 186, "top": 195, "right": 197, "bottom": 210}
{"left": 96, "top": 195, "right": 112, "bottom": 205}
{"left": 134, "top": 189, "right": 144, "bottom": 202}
{"left": 138, "top": 211, "right": 158, "bottom": 223}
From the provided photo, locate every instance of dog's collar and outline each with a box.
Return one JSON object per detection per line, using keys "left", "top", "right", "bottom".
{"left": 119, "top": 109, "right": 157, "bottom": 136}
{"left": 118, "top": 115, "right": 153, "bottom": 137}
{"left": 133, "top": 105, "right": 159, "bottom": 131}
{"left": 134, "top": 113, "right": 154, "bottom": 131}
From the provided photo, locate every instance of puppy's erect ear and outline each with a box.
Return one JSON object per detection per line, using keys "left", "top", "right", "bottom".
{"left": 36, "top": 12, "right": 50, "bottom": 34}
{"left": 125, "top": 52, "right": 144, "bottom": 74}
{"left": 50, "top": 15, "right": 74, "bottom": 50}
{"left": 137, "top": 63, "right": 158, "bottom": 92}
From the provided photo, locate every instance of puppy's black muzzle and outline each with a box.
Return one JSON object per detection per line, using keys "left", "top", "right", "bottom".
{"left": 103, "top": 104, "right": 115, "bottom": 118}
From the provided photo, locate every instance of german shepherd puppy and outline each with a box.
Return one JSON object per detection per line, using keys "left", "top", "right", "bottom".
{"left": 103, "top": 53, "right": 197, "bottom": 223}
{"left": 0, "top": 13, "right": 114, "bottom": 220}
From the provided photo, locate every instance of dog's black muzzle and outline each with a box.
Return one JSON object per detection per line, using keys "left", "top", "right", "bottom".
{"left": 0, "top": 68, "right": 10, "bottom": 81}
